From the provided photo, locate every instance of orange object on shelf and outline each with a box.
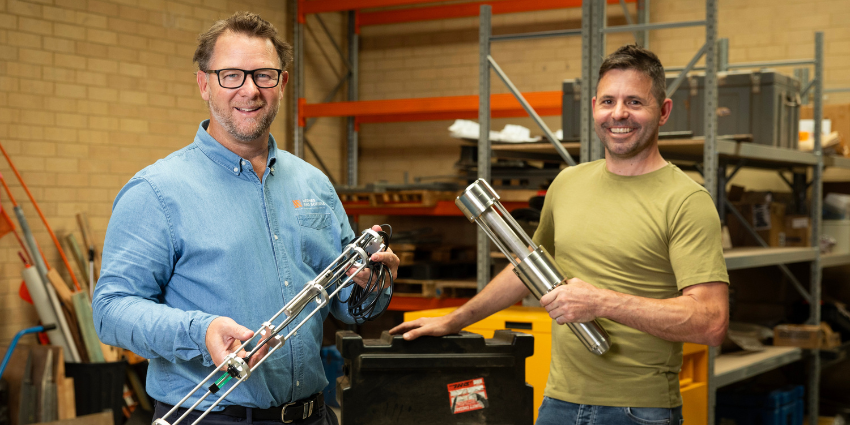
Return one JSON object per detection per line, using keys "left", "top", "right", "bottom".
{"left": 299, "top": 91, "right": 561, "bottom": 126}
{"left": 301, "top": 0, "right": 635, "bottom": 26}
{"left": 387, "top": 295, "right": 469, "bottom": 311}
{"left": 342, "top": 200, "right": 528, "bottom": 216}
{"left": 359, "top": 0, "right": 633, "bottom": 27}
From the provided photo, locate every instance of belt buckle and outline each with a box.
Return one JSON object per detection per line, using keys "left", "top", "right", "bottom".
{"left": 281, "top": 400, "right": 314, "bottom": 423}
{"left": 281, "top": 401, "right": 297, "bottom": 424}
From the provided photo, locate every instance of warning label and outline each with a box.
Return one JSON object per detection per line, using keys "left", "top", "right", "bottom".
{"left": 447, "top": 378, "right": 488, "bottom": 414}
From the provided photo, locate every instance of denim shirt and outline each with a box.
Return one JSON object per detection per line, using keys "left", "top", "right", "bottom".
{"left": 93, "top": 121, "right": 381, "bottom": 410}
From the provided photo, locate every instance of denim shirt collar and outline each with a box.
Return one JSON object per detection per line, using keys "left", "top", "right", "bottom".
{"left": 194, "top": 120, "right": 278, "bottom": 177}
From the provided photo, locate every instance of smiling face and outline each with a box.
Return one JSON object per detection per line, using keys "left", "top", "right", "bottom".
{"left": 197, "top": 31, "right": 289, "bottom": 147}
{"left": 592, "top": 69, "right": 671, "bottom": 160}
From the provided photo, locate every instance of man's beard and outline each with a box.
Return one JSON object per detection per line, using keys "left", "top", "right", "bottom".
{"left": 209, "top": 99, "right": 280, "bottom": 143}
{"left": 596, "top": 120, "right": 659, "bottom": 159}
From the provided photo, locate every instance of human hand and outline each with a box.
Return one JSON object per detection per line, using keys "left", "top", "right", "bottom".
{"left": 539, "top": 278, "right": 602, "bottom": 324}
{"left": 389, "top": 315, "right": 463, "bottom": 341}
{"left": 347, "top": 225, "right": 399, "bottom": 290}
{"left": 205, "top": 317, "right": 272, "bottom": 370}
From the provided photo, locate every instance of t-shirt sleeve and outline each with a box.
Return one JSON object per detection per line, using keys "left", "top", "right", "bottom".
{"left": 669, "top": 190, "right": 730, "bottom": 290}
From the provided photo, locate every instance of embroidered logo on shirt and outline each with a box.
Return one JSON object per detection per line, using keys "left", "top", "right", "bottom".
{"left": 292, "top": 198, "right": 326, "bottom": 209}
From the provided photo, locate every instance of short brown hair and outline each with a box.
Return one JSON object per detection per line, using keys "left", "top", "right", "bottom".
{"left": 598, "top": 44, "right": 666, "bottom": 107}
{"left": 193, "top": 11, "right": 293, "bottom": 71}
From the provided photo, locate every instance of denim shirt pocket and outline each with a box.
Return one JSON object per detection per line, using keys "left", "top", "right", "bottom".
{"left": 296, "top": 212, "right": 339, "bottom": 272}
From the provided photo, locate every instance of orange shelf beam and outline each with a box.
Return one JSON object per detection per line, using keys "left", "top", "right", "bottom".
{"left": 359, "top": 0, "right": 633, "bottom": 27}
{"left": 343, "top": 200, "right": 528, "bottom": 217}
{"left": 387, "top": 296, "right": 470, "bottom": 311}
{"left": 301, "top": 0, "right": 634, "bottom": 23}
{"left": 299, "top": 91, "right": 561, "bottom": 126}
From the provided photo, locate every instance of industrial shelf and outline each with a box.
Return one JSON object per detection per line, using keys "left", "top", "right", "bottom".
{"left": 821, "top": 341, "right": 850, "bottom": 369}
{"left": 299, "top": 91, "right": 561, "bottom": 125}
{"left": 824, "top": 155, "right": 850, "bottom": 169}
{"left": 341, "top": 200, "right": 527, "bottom": 216}
{"left": 492, "top": 138, "right": 819, "bottom": 168}
{"left": 301, "top": 0, "right": 632, "bottom": 27}
{"left": 821, "top": 252, "right": 850, "bottom": 268}
{"left": 714, "top": 346, "right": 803, "bottom": 388}
{"left": 723, "top": 247, "right": 819, "bottom": 270}
{"left": 387, "top": 295, "right": 469, "bottom": 312}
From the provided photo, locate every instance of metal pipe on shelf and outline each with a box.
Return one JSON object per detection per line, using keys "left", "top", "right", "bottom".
{"left": 487, "top": 56, "right": 576, "bottom": 166}
{"left": 601, "top": 19, "right": 706, "bottom": 33}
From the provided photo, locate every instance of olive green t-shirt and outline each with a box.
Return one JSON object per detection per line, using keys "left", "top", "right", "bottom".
{"left": 532, "top": 159, "right": 729, "bottom": 408}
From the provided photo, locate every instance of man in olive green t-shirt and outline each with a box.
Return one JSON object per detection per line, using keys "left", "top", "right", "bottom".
{"left": 391, "top": 45, "right": 729, "bottom": 425}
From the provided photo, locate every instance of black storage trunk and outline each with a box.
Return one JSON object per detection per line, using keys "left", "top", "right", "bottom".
{"left": 562, "top": 71, "right": 801, "bottom": 148}
{"left": 336, "top": 330, "right": 534, "bottom": 425}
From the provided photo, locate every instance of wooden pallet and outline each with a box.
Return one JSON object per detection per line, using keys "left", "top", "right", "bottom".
{"left": 393, "top": 278, "right": 437, "bottom": 298}
{"left": 434, "top": 280, "right": 478, "bottom": 298}
{"left": 393, "top": 279, "right": 477, "bottom": 299}
{"left": 371, "top": 190, "right": 457, "bottom": 208}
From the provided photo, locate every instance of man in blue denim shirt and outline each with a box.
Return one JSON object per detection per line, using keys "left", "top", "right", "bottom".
{"left": 92, "top": 12, "right": 398, "bottom": 425}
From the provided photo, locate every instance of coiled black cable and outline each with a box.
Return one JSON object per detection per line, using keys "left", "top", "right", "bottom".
{"left": 344, "top": 224, "right": 394, "bottom": 324}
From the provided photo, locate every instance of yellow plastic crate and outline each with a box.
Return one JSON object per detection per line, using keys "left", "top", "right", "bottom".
{"left": 404, "top": 306, "right": 708, "bottom": 424}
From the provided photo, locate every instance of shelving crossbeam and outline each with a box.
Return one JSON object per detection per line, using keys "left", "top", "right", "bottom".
{"left": 714, "top": 347, "right": 803, "bottom": 389}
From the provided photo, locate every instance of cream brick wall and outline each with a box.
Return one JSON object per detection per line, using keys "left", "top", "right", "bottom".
{"left": 0, "top": 0, "right": 289, "bottom": 344}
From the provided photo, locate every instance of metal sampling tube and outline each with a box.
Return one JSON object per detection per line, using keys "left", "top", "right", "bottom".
{"left": 456, "top": 179, "right": 611, "bottom": 355}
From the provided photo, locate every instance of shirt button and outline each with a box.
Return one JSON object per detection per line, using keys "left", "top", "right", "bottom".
{"left": 285, "top": 281, "right": 289, "bottom": 286}
{"left": 296, "top": 381, "right": 300, "bottom": 386}
{"left": 274, "top": 234, "right": 278, "bottom": 240}
{"left": 233, "top": 167, "right": 238, "bottom": 172}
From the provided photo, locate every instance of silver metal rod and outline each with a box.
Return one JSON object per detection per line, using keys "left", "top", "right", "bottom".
{"left": 801, "top": 79, "right": 815, "bottom": 98}
{"left": 726, "top": 59, "right": 815, "bottom": 69}
{"left": 667, "top": 42, "right": 707, "bottom": 98}
{"left": 493, "top": 201, "right": 536, "bottom": 251}
{"left": 313, "top": 13, "right": 353, "bottom": 72}
{"left": 490, "top": 28, "right": 581, "bottom": 42}
{"left": 602, "top": 20, "right": 706, "bottom": 33}
{"left": 618, "top": 0, "right": 640, "bottom": 43}
{"left": 488, "top": 55, "right": 576, "bottom": 166}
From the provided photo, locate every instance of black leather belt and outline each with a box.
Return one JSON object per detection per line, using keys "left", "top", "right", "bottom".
{"left": 158, "top": 393, "right": 324, "bottom": 424}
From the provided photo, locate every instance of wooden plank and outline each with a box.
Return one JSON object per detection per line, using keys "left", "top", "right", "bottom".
{"left": 41, "top": 412, "right": 113, "bottom": 425}
{"left": 71, "top": 291, "right": 104, "bottom": 363}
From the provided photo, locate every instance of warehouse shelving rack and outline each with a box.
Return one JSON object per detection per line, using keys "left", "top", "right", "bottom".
{"left": 292, "top": 0, "right": 637, "bottom": 186}
{"left": 292, "top": 0, "right": 638, "bottom": 311}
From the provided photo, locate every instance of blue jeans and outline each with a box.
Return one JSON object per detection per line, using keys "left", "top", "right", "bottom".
{"left": 536, "top": 397, "right": 684, "bottom": 425}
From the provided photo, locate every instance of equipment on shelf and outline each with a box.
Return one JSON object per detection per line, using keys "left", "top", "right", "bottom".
{"left": 455, "top": 179, "right": 611, "bottom": 355}
{"left": 153, "top": 227, "right": 393, "bottom": 425}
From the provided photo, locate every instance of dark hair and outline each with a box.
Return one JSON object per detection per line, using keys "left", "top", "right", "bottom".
{"left": 598, "top": 44, "right": 666, "bottom": 107}
{"left": 193, "top": 11, "right": 293, "bottom": 71}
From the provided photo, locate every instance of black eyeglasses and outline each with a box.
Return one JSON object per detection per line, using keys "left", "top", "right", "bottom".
{"left": 205, "top": 68, "right": 283, "bottom": 89}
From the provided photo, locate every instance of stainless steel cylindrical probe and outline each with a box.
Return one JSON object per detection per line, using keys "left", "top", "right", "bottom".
{"left": 456, "top": 179, "right": 611, "bottom": 355}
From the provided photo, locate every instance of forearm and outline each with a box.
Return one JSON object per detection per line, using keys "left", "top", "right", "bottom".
{"left": 596, "top": 283, "right": 728, "bottom": 345}
{"left": 447, "top": 264, "right": 530, "bottom": 329}
{"left": 93, "top": 283, "right": 218, "bottom": 365}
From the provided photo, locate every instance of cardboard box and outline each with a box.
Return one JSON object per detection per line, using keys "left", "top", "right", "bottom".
{"left": 774, "top": 322, "right": 842, "bottom": 349}
{"left": 727, "top": 203, "right": 811, "bottom": 248}
{"left": 802, "top": 103, "right": 850, "bottom": 156}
